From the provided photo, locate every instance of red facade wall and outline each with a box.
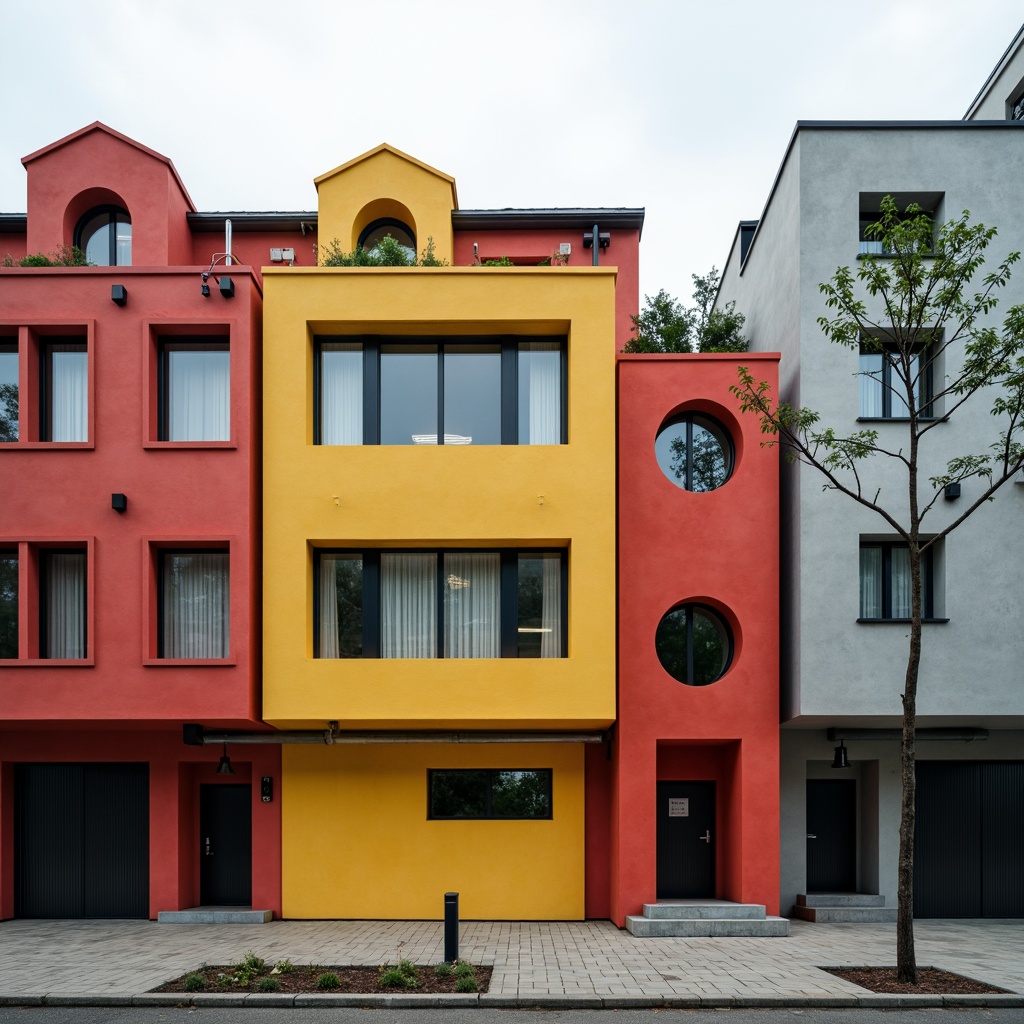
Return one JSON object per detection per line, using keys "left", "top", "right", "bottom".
{"left": 611, "top": 354, "right": 781, "bottom": 925}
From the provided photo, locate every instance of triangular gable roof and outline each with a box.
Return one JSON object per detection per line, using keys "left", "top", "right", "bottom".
{"left": 21, "top": 121, "right": 196, "bottom": 212}
{"left": 964, "top": 22, "right": 1024, "bottom": 119}
{"left": 314, "top": 143, "right": 458, "bottom": 208}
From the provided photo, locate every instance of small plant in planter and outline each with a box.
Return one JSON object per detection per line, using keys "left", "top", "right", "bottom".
{"left": 433, "top": 961, "right": 454, "bottom": 977}
{"left": 257, "top": 976, "right": 281, "bottom": 993}
{"left": 182, "top": 973, "right": 206, "bottom": 993}
{"left": 316, "top": 972, "right": 341, "bottom": 990}
{"left": 455, "top": 974, "right": 478, "bottom": 993}
{"left": 453, "top": 961, "right": 475, "bottom": 979}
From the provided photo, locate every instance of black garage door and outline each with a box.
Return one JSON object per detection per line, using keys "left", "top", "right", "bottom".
{"left": 15, "top": 763, "right": 149, "bottom": 919}
{"left": 915, "top": 761, "right": 1023, "bottom": 918}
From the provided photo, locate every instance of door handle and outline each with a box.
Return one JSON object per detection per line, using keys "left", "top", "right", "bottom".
{"left": 205, "top": 837, "right": 213, "bottom": 856}
{"left": 806, "top": 834, "right": 817, "bottom": 839}
{"left": 699, "top": 830, "right": 711, "bottom": 844}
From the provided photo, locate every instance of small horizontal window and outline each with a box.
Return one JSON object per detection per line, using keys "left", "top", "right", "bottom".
{"left": 315, "top": 336, "right": 566, "bottom": 446}
{"left": 428, "top": 769, "right": 552, "bottom": 819}
{"left": 859, "top": 541, "right": 937, "bottom": 620}
{"left": 316, "top": 549, "right": 565, "bottom": 659}
{"left": 858, "top": 339, "right": 935, "bottom": 419}
{"left": 159, "top": 341, "right": 230, "bottom": 441}
{"left": 159, "top": 550, "right": 230, "bottom": 657}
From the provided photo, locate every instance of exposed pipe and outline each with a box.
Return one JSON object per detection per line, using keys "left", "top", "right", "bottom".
{"left": 592, "top": 222, "right": 599, "bottom": 266}
{"left": 827, "top": 727, "right": 988, "bottom": 742}
{"left": 225, "top": 219, "right": 232, "bottom": 265}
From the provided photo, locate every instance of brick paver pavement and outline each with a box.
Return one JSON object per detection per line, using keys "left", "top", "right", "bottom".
{"left": 0, "top": 917, "right": 1020, "bottom": 1007}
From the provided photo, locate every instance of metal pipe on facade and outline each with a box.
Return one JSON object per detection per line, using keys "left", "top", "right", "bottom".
{"left": 225, "top": 220, "right": 232, "bottom": 265}
{"left": 592, "top": 222, "right": 599, "bottom": 266}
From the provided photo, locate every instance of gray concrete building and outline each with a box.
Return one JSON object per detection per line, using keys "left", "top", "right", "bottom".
{"left": 717, "top": 25, "right": 1024, "bottom": 922}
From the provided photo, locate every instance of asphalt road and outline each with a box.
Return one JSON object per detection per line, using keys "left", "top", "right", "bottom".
{"left": 0, "top": 1008, "right": 1021, "bottom": 1024}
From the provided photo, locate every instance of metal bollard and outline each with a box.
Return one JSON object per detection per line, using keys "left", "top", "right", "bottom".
{"left": 444, "top": 891, "right": 459, "bottom": 963}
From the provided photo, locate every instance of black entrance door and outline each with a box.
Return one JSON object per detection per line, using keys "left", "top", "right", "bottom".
{"left": 916, "top": 761, "right": 1024, "bottom": 918}
{"left": 15, "top": 763, "right": 149, "bottom": 919}
{"left": 200, "top": 784, "right": 252, "bottom": 906}
{"left": 806, "top": 779, "right": 857, "bottom": 892}
{"left": 656, "top": 780, "right": 715, "bottom": 898}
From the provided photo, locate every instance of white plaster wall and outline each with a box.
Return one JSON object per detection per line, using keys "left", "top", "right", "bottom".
{"left": 967, "top": 32, "right": 1024, "bottom": 119}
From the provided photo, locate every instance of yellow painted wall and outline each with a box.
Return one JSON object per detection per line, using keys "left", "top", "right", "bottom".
{"left": 262, "top": 267, "right": 617, "bottom": 730}
{"left": 281, "top": 742, "right": 585, "bottom": 919}
{"left": 314, "top": 145, "right": 457, "bottom": 263}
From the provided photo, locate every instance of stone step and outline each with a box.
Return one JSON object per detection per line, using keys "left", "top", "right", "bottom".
{"left": 791, "top": 904, "right": 897, "bottom": 923}
{"left": 626, "top": 914, "right": 790, "bottom": 938}
{"left": 158, "top": 907, "right": 274, "bottom": 924}
{"left": 797, "top": 893, "right": 886, "bottom": 908}
{"left": 641, "top": 900, "right": 766, "bottom": 920}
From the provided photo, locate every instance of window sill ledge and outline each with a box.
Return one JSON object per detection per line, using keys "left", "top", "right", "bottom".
{"left": 856, "top": 253, "right": 936, "bottom": 260}
{"left": 856, "top": 417, "right": 940, "bottom": 424}
{"left": 856, "top": 617, "right": 950, "bottom": 624}
{"left": 143, "top": 441, "right": 237, "bottom": 449}
{"left": 0, "top": 441, "right": 94, "bottom": 450}
{"left": 0, "top": 657, "right": 95, "bottom": 666}
{"left": 143, "top": 657, "right": 237, "bottom": 666}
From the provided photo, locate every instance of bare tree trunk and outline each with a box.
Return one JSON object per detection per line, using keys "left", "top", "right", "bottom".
{"left": 896, "top": 539, "right": 922, "bottom": 983}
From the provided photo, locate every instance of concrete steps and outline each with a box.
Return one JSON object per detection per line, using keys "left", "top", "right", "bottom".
{"left": 792, "top": 893, "right": 897, "bottom": 923}
{"left": 626, "top": 899, "right": 789, "bottom": 937}
{"left": 158, "top": 906, "right": 274, "bottom": 924}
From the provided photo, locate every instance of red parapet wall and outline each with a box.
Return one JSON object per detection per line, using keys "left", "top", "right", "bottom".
{"left": 609, "top": 354, "right": 781, "bottom": 925}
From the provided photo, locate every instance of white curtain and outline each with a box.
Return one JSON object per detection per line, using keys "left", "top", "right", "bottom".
{"left": 320, "top": 343, "right": 362, "bottom": 444}
{"left": 859, "top": 547, "right": 882, "bottom": 618}
{"left": 444, "top": 553, "right": 500, "bottom": 657}
{"left": 891, "top": 547, "right": 912, "bottom": 618}
{"left": 318, "top": 556, "right": 340, "bottom": 658}
{"left": 51, "top": 347, "right": 88, "bottom": 442}
{"left": 46, "top": 552, "right": 85, "bottom": 658}
{"left": 163, "top": 553, "right": 229, "bottom": 657}
{"left": 520, "top": 343, "right": 561, "bottom": 444}
{"left": 540, "top": 556, "right": 562, "bottom": 657}
{"left": 858, "top": 352, "right": 883, "bottom": 417}
{"left": 382, "top": 553, "right": 436, "bottom": 657}
{"left": 168, "top": 349, "right": 230, "bottom": 441}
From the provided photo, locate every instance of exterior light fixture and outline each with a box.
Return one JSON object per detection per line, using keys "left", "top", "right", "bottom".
{"left": 831, "top": 739, "right": 850, "bottom": 769}
{"left": 219, "top": 276, "right": 234, "bottom": 298}
{"left": 111, "top": 284, "right": 127, "bottom": 306}
{"left": 216, "top": 742, "right": 234, "bottom": 775}
{"left": 111, "top": 492, "right": 127, "bottom": 513}
{"left": 201, "top": 272, "right": 211, "bottom": 298}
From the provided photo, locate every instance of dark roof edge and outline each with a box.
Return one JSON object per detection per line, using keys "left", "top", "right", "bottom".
{"left": 794, "top": 119, "right": 1024, "bottom": 128}
{"left": 0, "top": 214, "right": 27, "bottom": 233}
{"left": 453, "top": 208, "right": 645, "bottom": 233}
{"left": 964, "top": 23, "right": 1024, "bottom": 119}
{"left": 187, "top": 212, "right": 317, "bottom": 232}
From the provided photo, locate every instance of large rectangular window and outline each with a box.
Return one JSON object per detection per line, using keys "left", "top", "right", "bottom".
{"left": 160, "top": 551, "right": 229, "bottom": 657}
{"left": 315, "top": 336, "right": 566, "bottom": 446}
{"left": 428, "top": 769, "right": 552, "bottom": 819}
{"left": 42, "top": 342, "right": 88, "bottom": 442}
{"left": 160, "top": 342, "right": 230, "bottom": 441}
{"left": 859, "top": 541, "right": 937, "bottom": 621}
{"left": 315, "top": 549, "right": 566, "bottom": 659}
{"left": 858, "top": 342, "right": 933, "bottom": 419}
{"left": 0, "top": 551, "right": 17, "bottom": 657}
{"left": 41, "top": 551, "right": 87, "bottom": 658}
{"left": 0, "top": 343, "right": 18, "bottom": 442}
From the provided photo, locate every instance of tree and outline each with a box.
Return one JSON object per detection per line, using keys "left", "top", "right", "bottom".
{"left": 623, "top": 267, "right": 747, "bottom": 353}
{"left": 730, "top": 197, "right": 1024, "bottom": 983}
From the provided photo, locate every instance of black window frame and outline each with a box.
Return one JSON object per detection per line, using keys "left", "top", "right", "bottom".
{"left": 39, "top": 548, "right": 88, "bottom": 659}
{"left": 157, "top": 548, "right": 230, "bottom": 658}
{"left": 358, "top": 217, "right": 416, "bottom": 252}
{"left": 313, "top": 335, "right": 568, "bottom": 446}
{"left": 858, "top": 341, "right": 935, "bottom": 420}
{"left": 313, "top": 547, "right": 568, "bottom": 659}
{"left": 0, "top": 340, "right": 18, "bottom": 442}
{"left": 157, "top": 338, "right": 230, "bottom": 442}
{"left": 74, "top": 205, "right": 131, "bottom": 267}
{"left": 427, "top": 768, "right": 553, "bottom": 820}
{"left": 654, "top": 413, "right": 735, "bottom": 492}
{"left": 40, "top": 338, "right": 88, "bottom": 442}
{"left": 858, "top": 541, "right": 938, "bottom": 622}
{"left": 654, "top": 602, "right": 733, "bottom": 687}
{"left": 0, "top": 548, "right": 18, "bottom": 658}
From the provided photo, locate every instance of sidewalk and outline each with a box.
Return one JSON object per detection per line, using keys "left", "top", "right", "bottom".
{"left": 0, "top": 917, "right": 1021, "bottom": 1008}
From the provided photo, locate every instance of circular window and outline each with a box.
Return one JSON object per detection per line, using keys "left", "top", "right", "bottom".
{"left": 359, "top": 218, "right": 416, "bottom": 257}
{"left": 655, "top": 604, "right": 733, "bottom": 686}
{"left": 76, "top": 206, "right": 131, "bottom": 266}
{"left": 655, "top": 414, "right": 733, "bottom": 491}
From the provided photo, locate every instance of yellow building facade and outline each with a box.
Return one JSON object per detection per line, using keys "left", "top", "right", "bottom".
{"left": 263, "top": 146, "right": 621, "bottom": 919}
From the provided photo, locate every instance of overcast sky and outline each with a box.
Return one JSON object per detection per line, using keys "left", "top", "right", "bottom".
{"left": 1, "top": 1, "right": 1020, "bottom": 302}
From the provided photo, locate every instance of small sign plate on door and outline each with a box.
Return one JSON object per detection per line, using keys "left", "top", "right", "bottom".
{"left": 668, "top": 798, "right": 689, "bottom": 817}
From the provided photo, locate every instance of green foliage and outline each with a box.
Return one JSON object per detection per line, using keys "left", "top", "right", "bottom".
{"left": 316, "top": 972, "right": 341, "bottom": 990}
{"left": 397, "top": 958, "right": 419, "bottom": 979}
{"left": 182, "top": 973, "right": 206, "bottom": 993}
{"left": 433, "top": 961, "right": 455, "bottom": 977}
{"left": 480, "top": 256, "right": 515, "bottom": 267}
{"left": 623, "top": 268, "right": 747, "bottom": 353}
{"left": 454, "top": 974, "right": 478, "bottom": 993}
{"left": 453, "top": 961, "right": 475, "bottom": 979}
{"left": 257, "top": 976, "right": 281, "bottom": 993}
{"left": 317, "top": 235, "right": 446, "bottom": 268}
{"left": 272, "top": 958, "right": 294, "bottom": 974}
{"left": 0, "top": 382, "right": 18, "bottom": 443}
{"left": 229, "top": 950, "right": 266, "bottom": 985}
{"left": 379, "top": 966, "right": 417, "bottom": 989}
{"left": 1, "top": 245, "right": 88, "bottom": 267}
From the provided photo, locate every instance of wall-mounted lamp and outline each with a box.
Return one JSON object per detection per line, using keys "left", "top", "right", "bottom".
{"left": 111, "top": 284, "right": 128, "bottom": 306}
{"left": 944, "top": 482, "right": 961, "bottom": 500}
{"left": 201, "top": 253, "right": 240, "bottom": 298}
{"left": 219, "top": 276, "right": 234, "bottom": 298}
{"left": 216, "top": 742, "right": 234, "bottom": 775}
{"left": 582, "top": 231, "right": 611, "bottom": 250}
{"left": 111, "top": 492, "right": 128, "bottom": 513}
{"left": 831, "top": 739, "right": 850, "bottom": 769}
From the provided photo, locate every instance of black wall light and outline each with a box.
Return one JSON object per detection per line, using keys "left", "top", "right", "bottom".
{"left": 216, "top": 742, "right": 234, "bottom": 775}
{"left": 111, "top": 284, "right": 128, "bottom": 306}
{"left": 831, "top": 739, "right": 850, "bottom": 769}
{"left": 111, "top": 492, "right": 128, "bottom": 513}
